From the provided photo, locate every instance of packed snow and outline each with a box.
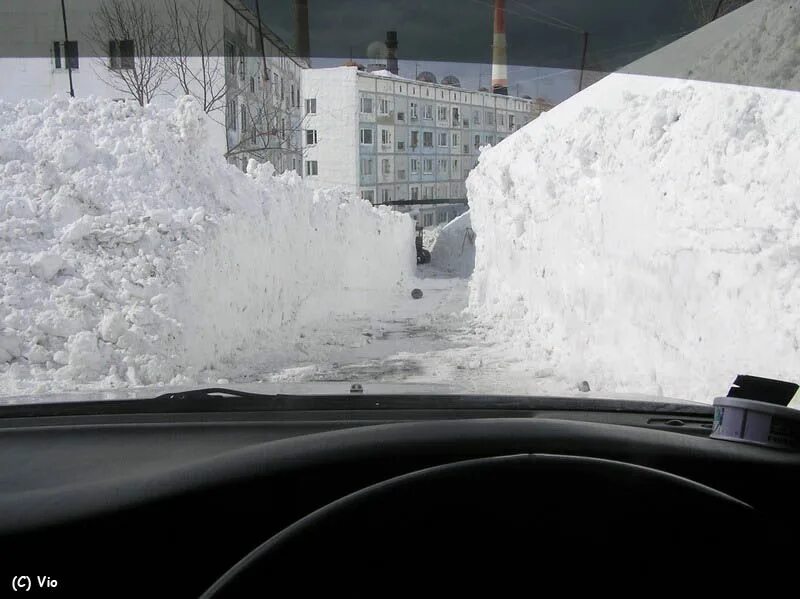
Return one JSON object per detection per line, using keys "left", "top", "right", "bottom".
{"left": 431, "top": 211, "right": 476, "bottom": 277}
{"left": 468, "top": 38, "right": 800, "bottom": 403}
{"left": 0, "top": 95, "right": 415, "bottom": 394}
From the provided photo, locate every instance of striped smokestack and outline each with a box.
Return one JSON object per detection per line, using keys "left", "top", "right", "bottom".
{"left": 491, "top": 0, "right": 508, "bottom": 95}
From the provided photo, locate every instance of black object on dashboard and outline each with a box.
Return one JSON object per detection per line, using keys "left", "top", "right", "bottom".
{"left": 726, "top": 375, "right": 799, "bottom": 407}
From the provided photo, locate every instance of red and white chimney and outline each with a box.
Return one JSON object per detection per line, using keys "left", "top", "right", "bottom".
{"left": 491, "top": 0, "right": 508, "bottom": 95}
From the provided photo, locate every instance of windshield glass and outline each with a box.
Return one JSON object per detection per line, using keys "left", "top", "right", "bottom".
{"left": 0, "top": 0, "right": 797, "bottom": 406}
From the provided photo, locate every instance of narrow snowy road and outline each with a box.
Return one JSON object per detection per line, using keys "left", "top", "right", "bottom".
{"left": 255, "top": 266, "right": 477, "bottom": 387}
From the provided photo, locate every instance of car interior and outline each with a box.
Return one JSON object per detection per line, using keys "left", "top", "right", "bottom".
{"left": 1, "top": 384, "right": 798, "bottom": 596}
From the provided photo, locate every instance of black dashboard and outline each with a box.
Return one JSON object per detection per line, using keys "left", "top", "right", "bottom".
{"left": 1, "top": 394, "right": 798, "bottom": 596}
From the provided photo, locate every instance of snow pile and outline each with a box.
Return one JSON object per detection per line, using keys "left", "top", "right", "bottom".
{"left": 0, "top": 95, "right": 415, "bottom": 393}
{"left": 422, "top": 223, "right": 445, "bottom": 251}
{"left": 431, "top": 211, "right": 476, "bottom": 277}
{"left": 625, "top": 0, "right": 800, "bottom": 91}
{"left": 468, "top": 71, "right": 800, "bottom": 401}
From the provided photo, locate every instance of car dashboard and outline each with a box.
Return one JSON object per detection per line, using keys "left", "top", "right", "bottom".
{"left": 0, "top": 394, "right": 798, "bottom": 596}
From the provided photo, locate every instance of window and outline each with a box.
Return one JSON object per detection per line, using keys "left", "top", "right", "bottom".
{"left": 54, "top": 41, "right": 79, "bottom": 70}
{"left": 463, "top": 144, "right": 469, "bottom": 153}
{"left": 452, "top": 107, "right": 460, "bottom": 124}
{"left": 423, "top": 186, "right": 431, "bottom": 199}
{"left": 473, "top": 110, "right": 481, "bottom": 125}
{"left": 439, "top": 159, "right": 448, "bottom": 172}
{"left": 238, "top": 50, "right": 245, "bottom": 81}
{"left": 509, "top": 115, "right": 515, "bottom": 129}
{"left": 423, "top": 213, "right": 434, "bottom": 227}
{"left": 487, "top": 111, "right": 495, "bottom": 125}
{"left": 452, "top": 133, "right": 459, "bottom": 147}
{"left": 226, "top": 99, "right": 237, "bottom": 130}
{"left": 108, "top": 40, "right": 133, "bottom": 70}
{"left": 381, "top": 189, "right": 391, "bottom": 204}
{"left": 411, "top": 131, "right": 419, "bottom": 148}
{"left": 474, "top": 134, "right": 481, "bottom": 149}
{"left": 381, "top": 129, "right": 391, "bottom": 145}
{"left": 453, "top": 159, "right": 459, "bottom": 170}
{"left": 410, "top": 103, "right": 418, "bottom": 120}
{"left": 423, "top": 159, "right": 433, "bottom": 173}
{"left": 291, "top": 85, "right": 295, "bottom": 106}
{"left": 305, "top": 98, "right": 317, "bottom": 114}
{"left": 361, "top": 190, "right": 375, "bottom": 203}
{"left": 486, "top": 135, "right": 494, "bottom": 145}
{"left": 397, "top": 141, "right": 406, "bottom": 151}
{"left": 411, "top": 187, "right": 419, "bottom": 201}
{"left": 360, "top": 158, "right": 373, "bottom": 175}
{"left": 241, "top": 105, "right": 248, "bottom": 136}
{"left": 411, "top": 159, "right": 419, "bottom": 173}
{"left": 305, "top": 161, "right": 318, "bottom": 176}
{"left": 438, "top": 106, "right": 448, "bottom": 121}
{"left": 438, "top": 133, "right": 447, "bottom": 147}
{"left": 382, "top": 159, "right": 390, "bottom": 174}
{"left": 379, "top": 99, "right": 390, "bottom": 115}
{"left": 397, "top": 111, "right": 405, "bottom": 122}
{"left": 423, "top": 105, "right": 433, "bottom": 120}
{"left": 499, "top": 113, "right": 506, "bottom": 126}
{"left": 250, "top": 77, "right": 255, "bottom": 93}
{"left": 361, "top": 97, "right": 373, "bottom": 114}
{"left": 398, "top": 169, "right": 407, "bottom": 180}
{"left": 305, "top": 130, "right": 318, "bottom": 145}
{"left": 225, "top": 43, "right": 236, "bottom": 75}
{"left": 423, "top": 132, "right": 433, "bottom": 147}
{"left": 360, "top": 128, "right": 373, "bottom": 145}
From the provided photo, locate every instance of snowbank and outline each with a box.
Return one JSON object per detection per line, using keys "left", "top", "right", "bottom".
{"left": 468, "top": 74, "right": 800, "bottom": 400}
{"left": 0, "top": 96, "right": 415, "bottom": 393}
{"left": 431, "top": 211, "right": 475, "bottom": 277}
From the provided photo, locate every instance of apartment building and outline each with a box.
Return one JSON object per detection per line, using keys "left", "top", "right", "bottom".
{"left": 222, "top": 0, "right": 307, "bottom": 173}
{"left": 302, "top": 67, "right": 538, "bottom": 227}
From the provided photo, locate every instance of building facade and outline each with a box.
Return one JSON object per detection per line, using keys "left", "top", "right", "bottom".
{"left": 302, "top": 67, "right": 540, "bottom": 227}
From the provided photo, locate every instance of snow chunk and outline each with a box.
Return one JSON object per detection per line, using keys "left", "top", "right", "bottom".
{"left": 31, "top": 253, "right": 64, "bottom": 281}
{"left": 431, "top": 211, "right": 476, "bottom": 277}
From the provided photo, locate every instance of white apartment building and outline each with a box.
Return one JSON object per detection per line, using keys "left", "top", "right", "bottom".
{"left": 0, "top": 0, "right": 304, "bottom": 172}
{"left": 302, "top": 67, "right": 539, "bottom": 227}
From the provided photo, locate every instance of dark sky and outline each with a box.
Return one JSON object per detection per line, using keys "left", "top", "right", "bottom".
{"left": 259, "top": 0, "right": 745, "bottom": 71}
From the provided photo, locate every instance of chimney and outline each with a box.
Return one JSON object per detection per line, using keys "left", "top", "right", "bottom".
{"left": 386, "top": 31, "right": 399, "bottom": 75}
{"left": 294, "top": 0, "right": 310, "bottom": 63}
{"left": 491, "top": 0, "right": 508, "bottom": 95}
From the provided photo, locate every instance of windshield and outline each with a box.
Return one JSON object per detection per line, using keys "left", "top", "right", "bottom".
{"left": 0, "top": 0, "right": 797, "bottom": 406}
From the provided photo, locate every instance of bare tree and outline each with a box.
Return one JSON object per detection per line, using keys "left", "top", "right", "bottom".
{"left": 225, "top": 94, "right": 308, "bottom": 166}
{"left": 163, "top": 0, "right": 226, "bottom": 118}
{"left": 88, "top": 0, "right": 171, "bottom": 106}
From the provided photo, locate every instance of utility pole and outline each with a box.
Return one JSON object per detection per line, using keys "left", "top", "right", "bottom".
{"left": 60, "top": 0, "right": 75, "bottom": 98}
{"left": 577, "top": 31, "right": 589, "bottom": 93}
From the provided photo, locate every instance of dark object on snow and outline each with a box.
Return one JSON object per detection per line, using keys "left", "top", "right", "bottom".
{"left": 578, "top": 381, "right": 591, "bottom": 393}
{"left": 411, "top": 289, "right": 424, "bottom": 300}
{"left": 350, "top": 383, "right": 364, "bottom": 394}
{"left": 416, "top": 225, "right": 431, "bottom": 264}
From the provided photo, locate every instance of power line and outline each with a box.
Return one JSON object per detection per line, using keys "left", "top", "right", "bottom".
{"left": 511, "top": 0, "right": 583, "bottom": 33}
{"left": 466, "top": 0, "right": 582, "bottom": 34}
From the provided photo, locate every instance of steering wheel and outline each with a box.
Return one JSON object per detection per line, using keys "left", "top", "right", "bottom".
{"left": 203, "top": 454, "right": 761, "bottom": 595}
